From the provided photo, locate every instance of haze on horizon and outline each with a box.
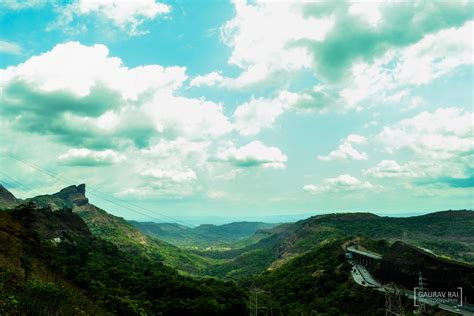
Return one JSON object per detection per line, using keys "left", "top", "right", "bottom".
{"left": 0, "top": 0, "right": 473, "bottom": 221}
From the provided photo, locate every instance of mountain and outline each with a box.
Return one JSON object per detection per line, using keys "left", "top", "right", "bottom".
{"left": 2, "top": 183, "right": 472, "bottom": 314}
{"left": 375, "top": 241, "right": 474, "bottom": 301}
{"left": 249, "top": 238, "right": 392, "bottom": 315}
{"left": 129, "top": 220, "right": 276, "bottom": 248}
{"left": 0, "top": 202, "right": 247, "bottom": 315}
{"left": 0, "top": 184, "right": 20, "bottom": 209}
{"left": 25, "top": 184, "right": 212, "bottom": 273}
{"left": 203, "top": 211, "right": 474, "bottom": 279}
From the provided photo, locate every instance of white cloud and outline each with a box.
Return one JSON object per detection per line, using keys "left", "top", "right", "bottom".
{"left": 0, "top": 42, "right": 186, "bottom": 99}
{"left": 304, "top": 174, "right": 374, "bottom": 195}
{"left": 0, "top": 42, "right": 232, "bottom": 146}
{"left": 220, "top": 1, "right": 333, "bottom": 88}
{"left": 189, "top": 71, "right": 224, "bottom": 87}
{"left": 58, "top": 148, "right": 126, "bottom": 166}
{"left": 219, "top": 1, "right": 472, "bottom": 116}
{"left": 348, "top": 0, "right": 383, "bottom": 27}
{"left": 232, "top": 85, "right": 345, "bottom": 136}
{"left": 50, "top": 0, "right": 171, "bottom": 36}
{"left": 318, "top": 134, "right": 368, "bottom": 161}
{"left": 394, "top": 21, "right": 473, "bottom": 86}
{"left": 233, "top": 91, "right": 300, "bottom": 136}
{"left": 378, "top": 107, "right": 473, "bottom": 160}
{"left": 363, "top": 108, "right": 473, "bottom": 190}
{"left": 365, "top": 160, "right": 411, "bottom": 178}
{"left": 342, "top": 21, "right": 474, "bottom": 108}
{"left": 0, "top": 41, "right": 22, "bottom": 55}
{"left": 207, "top": 190, "right": 230, "bottom": 200}
{"left": 1, "top": 0, "right": 47, "bottom": 10}
{"left": 142, "top": 93, "right": 232, "bottom": 139}
{"left": 141, "top": 167, "right": 197, "bottom": 183}
{"left": 116, "top": 166, "right": 199, "bottom": 198}
{"left": 365, "top": 160, "right": 467, "bottom": 180}
{"left": 141, "top": 138, "right": 210, "bottom": 160}
{"left": 212, "top": 169, "right": 242, "bottom": 181}
{"left": 215, "top": 141, "right": 287, "bottom": 169}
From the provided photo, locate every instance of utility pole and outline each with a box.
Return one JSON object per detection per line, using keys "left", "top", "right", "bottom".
{"left": 251, "top": 283, "right": 260, "bottom": 316}
{"left": 415, "top": 271, "right": 427, "bottom": 314}
{"left": 255, "top": 286, "right": 258, "bottom": 316}
{"left": 384, "top": 283, "right": 404, "bottom": 316}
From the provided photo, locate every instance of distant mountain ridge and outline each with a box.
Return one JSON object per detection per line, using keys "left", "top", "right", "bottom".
{"left": 203, "top": 210, "right": 474, "bottom": 278}
{"left": 1, "top": 184, "right": 472, "bottom": 280}
{"left": 129, "top": 220, "right": 276, "bottom": 247}
{"left": 1, "top": 183, "right": 473, "bottom": 314}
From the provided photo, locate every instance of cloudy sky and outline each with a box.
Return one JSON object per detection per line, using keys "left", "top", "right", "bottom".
{"left": 0, "top": 0, "right": 472, "bottom": 221}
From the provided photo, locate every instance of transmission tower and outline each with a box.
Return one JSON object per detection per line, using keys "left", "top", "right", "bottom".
{"left": 415, "top": 271, "right": 427, "bottom": 314}
{"left": 250, "top": 283, "right": 264, "bottom": 316}
{"left": 384, "top": 283, "right": 404, "bottom": 316}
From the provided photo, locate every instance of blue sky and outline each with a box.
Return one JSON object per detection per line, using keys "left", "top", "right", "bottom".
{"left": 0, "top": 0, "right": 473, "bottom": 221}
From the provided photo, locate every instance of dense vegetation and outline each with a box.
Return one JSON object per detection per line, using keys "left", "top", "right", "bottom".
{"left": 1, "top": 185, "right": 472, "bottom": 315}
{"left": 28, "top": 185, "right": 215, "bottom": 275}
{"left": 246, "top": 240, "right": 391, "bottom": 315}
{"left": 129, "top": 220, "right": 275, "bottom": 248}
{"left": 0, "top": 204, "right": 248, "bottom": 315}
{"left": 202, "top": 211, "right": 474, "bottom": 279}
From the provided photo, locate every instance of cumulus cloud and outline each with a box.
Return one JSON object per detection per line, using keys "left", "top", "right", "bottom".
{"left": 303, "top": 174, "right": 374, "bottom": 195}
{"left": 215, "top": 141, "right": 287, "bottom": 169}
{"left": 364, "top": 160, "right": 414, "bottom": 178}
{"left": 378, "top": 107, "right": 472, "bottom": 160}
{"left": 220, "top": 1, "right": 334, "bottom": 88}
{"left": 116, "top": 166, "right": 198, "bottom": 199}
{"left": 363, "top": 107, "right": 473, "bottom": 189}
{"left": 58, "top": 148, "right": 126, "bottom": 166}
{"left": 341, "top": 21, "right": 474, "bottom": 107}
{"left": 232, "top": 86, "right": 346, "bottom": 136}
{"left": 292, "top": 85, "right": 346, "bottom": 112}
{"left": 233, "top": 91, "right": 301, "bottom": 136}
{"left": 141, "top": 138, "right": 210, "bottom": 165}
{"left": 365, "top": 160, "right": 468, "bottom": 182}
{"left": 142, "top": 93, "right": 232, "bottom": 139}
{"left": 141, "top": 167, "right": 197, "bottom": 183}
{"left": 49, "top": 0, "right": 171, "bottom": 36}
{"left": 318, "top": 134, "right": 368, "bottom": 161}
{"left": 0, "top": 0, "right": 47, "bottom": 10}
{"left": 189, "top": 71, "right": 224, "bottom": 87}
{"left": 219, "top": 0, "right": 472, "bottom": 89}
{"left": 302, "top": 1, "right": 473, "bottom": 82}
{"left": 0, "top": 42, "right": 186, "bottom": 98}
{"left": 0, "top": 42, "right": 232, "bottom": 148}
{"left": 0, "top": 40, "right": 22, "bottom": 55}
{"left": 214, "top": 0, "right": 473, "bottom": 121}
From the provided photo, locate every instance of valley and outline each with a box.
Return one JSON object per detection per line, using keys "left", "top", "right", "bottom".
{"left": 1, "top": 183, "right": 473, "bottom": 315}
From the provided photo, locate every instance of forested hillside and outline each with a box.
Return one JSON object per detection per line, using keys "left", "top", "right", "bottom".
{"left": 0, "top": 203, "right": 247, "bottom": 315}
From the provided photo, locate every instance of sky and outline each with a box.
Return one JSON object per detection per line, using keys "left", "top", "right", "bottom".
{"left": 0, "top": 0, "right": 473, "bottom": 222}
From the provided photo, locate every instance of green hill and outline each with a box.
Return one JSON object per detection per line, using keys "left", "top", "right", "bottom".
{"left": 203, "top": 211, "right": 474, "bottom": 279}
{"left": 248, "top": 239, "right": 392, "bottom": 315}
{"left": 25, "top": 184, "right": 214, "bottom": 274}
{"left": 129, "top": 220, "right": 276, "bottom": 248}
{"left": 2, "top": 183, "right": 472, "bottom": 314}
{"left": 0, "top": 203, "right": 247, "bottom": 315}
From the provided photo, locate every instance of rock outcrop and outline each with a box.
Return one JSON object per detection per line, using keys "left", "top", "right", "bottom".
{"left": 0, "top": 184, "right": 20, "bottom": 209}
{"left": 54, "top": 184, "right": 89, "bottom": 206}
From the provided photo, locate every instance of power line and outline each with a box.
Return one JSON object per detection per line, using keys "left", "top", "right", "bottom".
{"left": 2, "top": 154, "right": 241, "bottom": 247}
{"left": 4, "top": 154, "right": 197, "bottom": 225}
{"left": 0, "top": 170, "right": 42, "bottom": 197}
